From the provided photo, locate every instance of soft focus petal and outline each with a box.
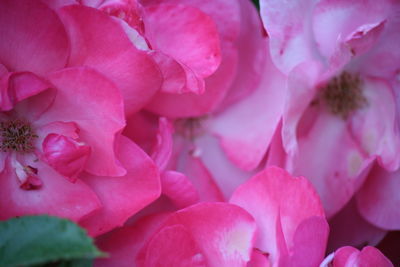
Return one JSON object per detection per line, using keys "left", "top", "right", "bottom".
{"left": 59, "top": 5, "right": 162, "bottom": 115}
{"left": 331, "top": 246, "right": 393, "bottom": 267}
{"left": 211, "top": 41, "right": 286, "bottom": 171}
{"left": 0, "top": 0, "right": 69, "bottom": 74}
{"left": 150, "top": 117, "right": 173, "bottom": 171}
{"left": 79, "top": 136, "right": 160, "bottom": 236}
{"left": 43, "top": 67, "right": 126, "bottom": 176}
{"left": 356, "top": 164, "right": 400, "bottom": 230}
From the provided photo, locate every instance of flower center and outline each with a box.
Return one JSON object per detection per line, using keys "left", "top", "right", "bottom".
{"left": 322, "top": 72, "right": 367, "bottom": 118}
{"left": 0, "top": 120, "right": 38, "bottom": 153}
{"left": 174, "top": 116, "right": 208, "bottom": 140}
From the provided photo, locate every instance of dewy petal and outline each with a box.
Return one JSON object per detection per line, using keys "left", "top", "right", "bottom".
{"left": 259, "top": 0, "right": 320, "bottom": 74}
{"left": 0, "top": 0, "right": 69, "bottom": 74}
{"left": 210, "top": 41, "right": 286, "bottom": 171}
{"left": 42, "top": 133, "right": 91, "bottom": 182}
{"left": 140, "top": 203, "right": 257, "bottom": 267}
{"left": 349, "top": 77, "right": 400, "bottom": 171}
{"left": 356, "top": 164, "right": 400, "bottom": 230}
{"left": 0, "top": 158, "right": 101, "bottom": 222}
{"left": 43, "top": 67, "right": 126, "bottom": 177}
{"left": 59, "top": 5, "right": 162, "bottom": 115}
{"left": 289, "top": 111, "right": 373, "bottom": 217}
{"left": 312, "top": 0, "right": 391, "bottom": 61}
{"left": 79, "top": 136, "right": 161, "bottom": 237}
{"left": 230, "top": 167, "right": 327, "bottom": 265}
{"left": 143, "top": 4, "right": 221, "bottom": 83}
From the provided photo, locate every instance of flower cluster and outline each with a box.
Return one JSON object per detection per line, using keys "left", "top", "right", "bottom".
{"left": 1, "top": 0, "right": 399, "bottom": 266}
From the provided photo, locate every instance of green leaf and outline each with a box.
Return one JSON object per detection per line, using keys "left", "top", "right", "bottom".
{"left": 251, "top": 0, "right": 260, "bottom": 10}
{"left": 0, "top": 215, "right": 105, "bottom": 267}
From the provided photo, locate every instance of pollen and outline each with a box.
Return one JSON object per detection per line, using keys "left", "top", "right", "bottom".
{"left": 322, "top": 72, "right": 367, "bottom": 119}
{"left": 0, "top": 120, "right": 38, "bottom": 153}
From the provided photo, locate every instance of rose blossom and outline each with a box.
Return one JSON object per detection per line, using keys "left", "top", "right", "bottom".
{"left": 259, "top": 0, "right": 400, "bottom": 221}
{"left": 0, "top": 0, "right": 161, "bottom": 236}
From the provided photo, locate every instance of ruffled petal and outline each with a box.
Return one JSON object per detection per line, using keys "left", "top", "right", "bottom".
{"left": 0, "top": 0, "right": 69, "bottom": 74}
{"left": 59, "top": 5, "right": 162, "bottom": 115}
{"left": 79, "top": 135, "right": 160, "bottom": 236}
{"left": 43, "top": 67, "right": 126, "bottom": 176}
{"left": 331, "top": 246, "right": 393, "bottom": 267}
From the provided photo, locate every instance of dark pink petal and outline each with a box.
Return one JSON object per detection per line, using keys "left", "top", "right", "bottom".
{"left": 141, "top": 203, "right": 257, "bottom": 266}
{"left": 150, "top": 117, "right": 173, "bottom": 171}
{"left": 0, "top": 159, "right": 101, "bottom": 222}
{"left": 79, "top": 136, "right": 161, "bottom": 236}
{"left": 328, "top": 199, "right": 387, "bottom": 252}
{"left": 160, "top": 170, "right": 199, "bottom": 209}
{"left": 145, "top": 46, "right": 238, "bottom": 117}
{"left": 247, "top": 249, "right": 271, "bottom": 267}
{"left": 142, "top": 225, "right": 205, "bottom": 266}
{"left": 210, "top": 41, "right": 286, "bottom": 171}
{"left": 259, "top": 0, "right": 318, "bottom": 74}
{"left": 144, "top": 4, "right": 221, "bottom": 89}
{"left": 1, "top": 72, "right": 52, "bottom": 112}
{"left": 96, "top": 214, "right": 170, "bottom": 267}
{"left": 59, "top": 5, "right": 162, "bottom": 115}
{"left": 356, "top": 165, "right": 400, "bottom": 230}
{"left": 42, "top": 133, "right": 91, "bottom": 182}
{"left": 43, "top": 67, "right": 126, "bottom": 176}
{"left": 0, "top": 0, "right": 69, "bottom": 74}
{"left": 230, "top": 167, "right": 326, "bottom": 264}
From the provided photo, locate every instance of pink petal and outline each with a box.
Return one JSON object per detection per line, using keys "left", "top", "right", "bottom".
{"left": 312, "top": 0, "right": 390, "bottom": 61}
{"left": 43, "top": 67, "right": 126, "bottom": 177}
{"left": 59, "top": 5, "right": 162, "bottom": 115}
{"left": 230, "top": 167, "right": 326, "bottom": 264}
{"left": 144, "top": 4, "right": 221, "bottom": 77}
{"left": 160, "top": 170, "right": 199, "bottom": 209}
{"left": 150, "top": 117, "right": 173, "bottom": 171}
{"left": 79, "top": 135, "right": 161, "bottom": 236}
{"left": 259, "top": 0, "right": 318, "bottom": 74}
{"left": 0, "top": 0, "right": 69, "bottom": 74}
{"left": 95, "top": 213, "right": 170, "bottom": 267}
{"left": 141, "top": 203, "right": 257, "bottom": 266}
{"left": 349, "top": 78, "right": 400, "bottom": 171}
{"left": 42, "top": 133, "right": 91, "bottom": 182}
{"left": 0, "top": 158, "right": 101, "bottom": 222}
{"left": 210, "top": 41, "right": 286, "bottom": 171}
{"left": 289, "top": 111, "right": 373, "bottom": 217}
{"left": 356, "top": 165, "right": 400, "bottom": 230}
{"left": 247, "top": 249, "right": 271, "bottom": 267}
{"left": 328, "top": 199, "right": 387, "bottom": 252}
{"left": 142, "top": 225, "right": 205, "bottom": 267}
{"left": 332, "top": 246, "right": 393, "bottom": 267}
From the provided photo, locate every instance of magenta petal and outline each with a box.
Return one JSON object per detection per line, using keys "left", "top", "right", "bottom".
{"left": 142, "top": 225, "right": 205, "bottom": 266}
{"left": 44, "top": 67, "right": 126, "bottom": 176}
{"left": 42, "top": 133, "right": 91, "bottom": 182}
{"left": 161, "top": 170, "right": 199, "bottom": 209}
{"left": 150, "top": 117, "right": 173, "bottom": 171}
{"left": 0, "top": 0, "right": 69, "bottom": 74}
{"left": 230, "top": 167, "right": 326, "bottom": 264}
{"left": 79, "top": 136, "right": 161, "bottom": 236}
{"left": 144, "top": 4, "right": 221, "bottom": 77}
{"left": 0, "top": 159, "right": 101, "bottom": 222}
{"left": 356, "top": 165, "right": 400, "bottom": 230}
{"left": 59, "top": 5, "right": 162, "bottom": 115}
{"left": 332, "top": 246, "right": 393, "bottom": 267}
{"left": 144, "top": 203, "right": 257, "bottom": 266}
